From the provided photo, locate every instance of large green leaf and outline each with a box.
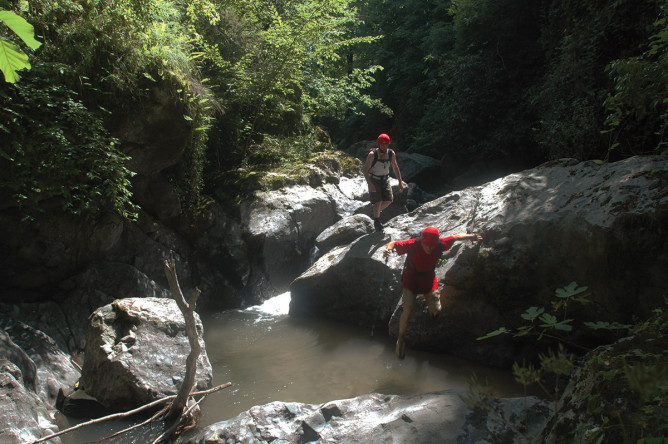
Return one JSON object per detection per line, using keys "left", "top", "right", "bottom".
{"left": 0, "top": 10, "right": 42, "bottom": 49}
{"left": 0, "top": 39, "right": 30, "bottom": 83}
{"left": 0, "top": 10, "right": 41, "bottom": 83}
{"left": 476, "top": 326, "right": 510, "bottom": 340}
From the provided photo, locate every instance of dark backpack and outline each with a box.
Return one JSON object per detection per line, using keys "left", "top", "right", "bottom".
{"left": 369, "top": 147, "right": 394, "bottom": 170}
{"left": 402, "top": 235, "right": 445, "bottom": 281}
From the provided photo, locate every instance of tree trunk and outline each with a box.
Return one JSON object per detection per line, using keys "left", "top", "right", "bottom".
{"left": 163, "top": 259, "right": 201, "bottom": 421}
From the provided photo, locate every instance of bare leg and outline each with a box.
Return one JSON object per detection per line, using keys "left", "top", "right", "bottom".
{"left": 398, "top": 307, "right": 412, "bottom": 338}
{"left": 379, "top": 200, "right": 392, "bottom": 211}
{"left": 373, "top": 201, "right": 392, "bottom": 219}
{"left": 373, "top": 202, "right": 383, "bottom": 218}
{"left": 396, "top": 307, "right": 412, "bottom": 359}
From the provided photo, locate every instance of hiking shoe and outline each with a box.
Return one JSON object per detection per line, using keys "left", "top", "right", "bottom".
{"left": 395, "top": 337, "right": 406, "bottom": 360}
{"left": 374, "top": 219, "right": 383, "bottom": 232}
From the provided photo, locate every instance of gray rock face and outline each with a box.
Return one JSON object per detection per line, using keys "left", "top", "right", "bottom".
{"left": 0, "top": 320, "right": 80, "bottom": 443}
{"left": 313, "top": 214, "right": 375, "bottom": 260}
{"left": 290, "top": 156, "right": 668, "bottom": 366}
{"left": 241, "top": 185, "right": 339, "bottom": 294}
{"left": 0, "top": 321, "right": 80, "bottom": 404}
{"left": 80, "top": 297, "right": 213, "bottom": 410}
{"left": 239, "top": 174, "right": 384, "bottom": 297}
{"left": 0, "top": 370, "right": 60, "bottom": 444}
{"left": 397, "top": 152, "right": 441, "bottom": 185}
{"left": 181, "top": 390, "right": 551, "bottom": 444}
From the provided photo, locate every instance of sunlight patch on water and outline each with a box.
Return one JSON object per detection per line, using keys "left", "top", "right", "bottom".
{"left": 244, "top": 291, "right": 291, "bottom": 320}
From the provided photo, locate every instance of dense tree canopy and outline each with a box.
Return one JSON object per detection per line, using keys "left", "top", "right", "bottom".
{"left": 1, "top": 0, "right": 666, "bottom": 220}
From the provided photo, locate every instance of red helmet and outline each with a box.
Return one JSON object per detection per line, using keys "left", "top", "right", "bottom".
{"left": 377, "top": 133, "right": 391, "bottom": 145}
{"left": 421, "top": 226, "right": 440, "bottom": 246}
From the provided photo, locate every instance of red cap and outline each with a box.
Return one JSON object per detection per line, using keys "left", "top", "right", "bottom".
{"left": 377, "top": 133, "right": 390, "bottom": 145}
{"left": 421, "top": 226, "right": 440, "bottom": 246}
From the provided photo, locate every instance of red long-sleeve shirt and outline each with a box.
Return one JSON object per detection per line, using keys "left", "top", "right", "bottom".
{"left": 394, "top": 236, "right": 456, "bottom": 293}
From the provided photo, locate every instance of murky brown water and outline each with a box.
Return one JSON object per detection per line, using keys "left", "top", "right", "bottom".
{"left": 59, "top": 293, "right": 526, "bottom": 443}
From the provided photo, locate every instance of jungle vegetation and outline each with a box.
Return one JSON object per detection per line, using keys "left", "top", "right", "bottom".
{"left": 1, "top": 0, "right": 666, "bottom": 219}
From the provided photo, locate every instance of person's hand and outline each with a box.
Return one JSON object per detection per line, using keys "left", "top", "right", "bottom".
{"left": 471, "top": 234, "right": 483, "bottom": 243}
{"left": 383, "top": 247, "right": 392, "bottom": 258}
{"left": 368, "top": 182, "right": 376, "bottom": 193}
{"left": 398, "top": 182, "right": 404, "bottom": 193}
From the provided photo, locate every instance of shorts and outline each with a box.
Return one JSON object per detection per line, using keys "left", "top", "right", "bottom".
{"left": 402, "top": 287, "right": 441, "bottom": 314}
{"left": 369, "top": 177, "right": 393, "bottom": 204}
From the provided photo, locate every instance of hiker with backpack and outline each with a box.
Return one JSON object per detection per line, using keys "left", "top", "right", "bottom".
{"left": 363, "top": 133, "right": 404, "bottom": 231}
{"left": 382, "top": 226, "right": 483, "bottom": 359}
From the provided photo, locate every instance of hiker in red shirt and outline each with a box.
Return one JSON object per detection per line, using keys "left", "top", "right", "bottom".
{"left": 383, "top": 226, "right": 482, "bottom": 359}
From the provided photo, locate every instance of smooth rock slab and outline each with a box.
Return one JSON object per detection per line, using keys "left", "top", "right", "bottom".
{"left": 181, "top": 390, "right": 550, "bottom": 444}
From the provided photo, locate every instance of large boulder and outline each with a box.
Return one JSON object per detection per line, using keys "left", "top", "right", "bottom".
{"left": 312, "top": 214, "right": 375, "bottom": 260}
{"left": 79, "top": 297, "right": 213, "bottom": 411}
{"left": 240, "top": 173, "right": 382, "bottom": 298}
{"left": 240, "top": 185, "right": 340, "bottom": 295}
{"left": 0, "top": 321, "right": 80, "bottom": 404}
{"left": 397, "top": 152, "right": 441, "bottom": 187}
{"left": 290, "top": 156, "right": 668, "bottom": 366}
{"left": 180, "top": 390, "right": 550, "bottom": 444}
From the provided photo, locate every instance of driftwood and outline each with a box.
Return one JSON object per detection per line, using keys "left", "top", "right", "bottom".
{"left": 30, "top": 384, "right": 231, "bottom": 444}
{"left": 31, "top": 259, "right": 228, "bottom": 444}
{"left": 163, "top": 258, "right": 202, "bottom": 420}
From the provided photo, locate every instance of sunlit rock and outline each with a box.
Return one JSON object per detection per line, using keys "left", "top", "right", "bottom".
{"left": 180, "top": 390, "right": 550, "bottom": 443}
{"left": 80, "top": 297, "right": 213, "bottom": 411}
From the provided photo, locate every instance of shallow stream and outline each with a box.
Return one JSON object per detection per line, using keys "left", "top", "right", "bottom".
{"left": 59, "top": 293, "right": 526, "bottom": 443}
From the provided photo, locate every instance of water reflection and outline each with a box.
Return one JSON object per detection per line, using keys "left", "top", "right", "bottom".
{"left": 59, "top": 292, "right": 524, "bottom": 442}
{"left": 198, "top": 292, "right": 523, "bottom": 427}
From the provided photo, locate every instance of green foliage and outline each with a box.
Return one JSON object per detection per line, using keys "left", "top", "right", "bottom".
{"left": 478, "top": 282, "right": 631, "bottom": 344}
{"left": 0, "top": 9, "right": 42, "bottom": 82}
{"left": 533, "top": 0, "right": 663, "bottom": 161}
{"left": 338, "top": 0, "right": 666, "bottom": 167}
{"left": 0, "top": 71, "right": 137, "bottom": 220}
{"left": 511, "top": 344, "right": 574, "bottom": 402}
{"left": 477, "top": 290, "right": 666, "bottom": 442}
{"left": 566, "top": 307, "right": 668, "bottom": 443}
{"left": 603, "top": 0, "right": 668, "bottom": 156}
{"left": 190, "top": 0, "right": 386, "bottom": 169}
{"left": 2, "top": 0, "right": 218, "bottom": 218}
{"left": 347, "top": 0, "right": 457, "bottom": 148}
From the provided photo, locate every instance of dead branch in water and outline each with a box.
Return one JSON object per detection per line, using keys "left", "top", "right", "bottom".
{"left": 32, "top": 259, "right": 225, "bottom": 444}
{"left": 163, "top": 258, "right": 202, "bottom": 422}
{"left": 30, "top": 384, "right": 231, "bottom": 444}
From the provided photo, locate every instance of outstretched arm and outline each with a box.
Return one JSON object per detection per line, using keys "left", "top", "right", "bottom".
{"left": 452, "top": 233, "right": 482, "bottom": 243}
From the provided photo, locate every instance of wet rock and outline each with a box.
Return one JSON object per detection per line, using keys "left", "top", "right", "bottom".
{"left": 0, "top": 329, "right": 36, "bottom": 392}
{"left": 80, "top": 297, "right": 213, "bottom": 411}
{"left": 0, "top": 323, "right": 78, "bottom": 443}
{"left": 180, "top": 390, "right": 551, "bottom": 444}
{"left": 313, "top": 214, "right": 374, "bottom": 260}
{"left": 0, "top": 370, "right": 60, "bottom": 444}
{"left": 0, "top": 319, "right": 80, "bottom": 405}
